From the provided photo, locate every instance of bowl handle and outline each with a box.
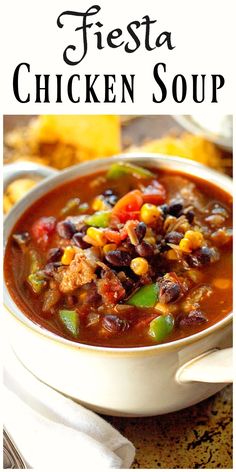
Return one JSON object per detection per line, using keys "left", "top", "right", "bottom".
{"left": 3, "top": 162, "right": 58, "bottom": 190}
{"left": 176, "top": 347, "right": 233, "bottom": 384}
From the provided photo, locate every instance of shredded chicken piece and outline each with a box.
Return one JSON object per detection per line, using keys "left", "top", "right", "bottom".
{"left": 171, "top": 215, "right": 189, "bottom": 233}
{"left": 163, "top": 215, "right": 177, "bottom": 233}
{"left": 125, "top": 220, "right": 139, "bottom": 245}
{"left": 97, "top": 260, "right": 110, "bottom": 271}
{"left": 59, "top": 249, "right": 97, "bottom": 293}
{"left": 182, "top": 284, "right": 213, "bottom": 313}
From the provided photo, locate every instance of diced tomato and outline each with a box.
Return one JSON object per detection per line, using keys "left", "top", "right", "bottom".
{"left": 112, "top": 190, "right": 143, "bottom": 223}
{"left": 142, "top": 180, "right": 166, "bottom": 205}
{"left": 105, "top": 221, "right": 139, "bottom": 243}
{"left": 31, "top": 217, "right": 56, "bottom": 246}
{"left": 119, "top": 228, "right": 129, "bottom": 241}
{"left": 104, "top": 229, "right": 122, "bottom": 244}
{"left": 104, "top": 227, "right": 129, "bottom": 244}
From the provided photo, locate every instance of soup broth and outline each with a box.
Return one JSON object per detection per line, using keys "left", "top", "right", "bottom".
{"left": 4, "top": 163, "right": 232, "bottom": 347}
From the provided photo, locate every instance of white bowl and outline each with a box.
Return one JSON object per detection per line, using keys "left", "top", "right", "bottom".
{"left": 173, "top": 115, "right": 233, "bottom": 151}
{"left": 3, "top": 154, "right": 233, "bottom": 416}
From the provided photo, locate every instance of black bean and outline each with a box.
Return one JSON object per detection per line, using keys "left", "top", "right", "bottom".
{"left": 72, "top": 232, "right": 90, "bottom": 249}
{"left": 159, "top": 279, "right": 181, "bottom": 304}
{"left": 159, "top": 243, "right": 169, "bottom": 253}
{"left": 107, "top": 195, "right": 118, "bottom": 206}
{"left": 44, "top": 262, "right": 61, "bottom": 276}
{"left": 103, "top": 189, "right": 114, "bottom": 196}
{"left": 57, "top": 220, "right": 76, "bottom": 239}
{"left": 165, "top": 231, "right": 183, "bottom": 245}
{"left": 117, "top": 271, "right": 136, "bottom": 295}
{"left": 79, "top": 224, "right": 89, "bottom": 235}
{"left": 168, "top": 200, "right": 183, "bottom": 217}
{"left": 179, "top": 310, "right": 208, "bottom": 327}
{"left": 135, "top": 222, "right": 147, "bottom": 242}
{"left": 121, "top": 240, "right": 136, "bottom": 257}
{"left": 187, "top": 246, "right": 212, "bottom": 268}
{"left": 102, "top": 315, "right": 129, "bottom": 334}
{"left": 102, "top": 189, "right": 118, "bottom": 206}
{"left": 47, "top": 247, "right": 63, "bottom": 262}
{"left": 105, "top": 250, "right": 131, "bottom": 267}
{"left": 136, "top": 241, "right": 154, "bottom": 258}
{"left": 160, "top": 204, "right": 169, "bottom": 216}
{"left": 185, "top": 209, "right": 195, "bottom": 224}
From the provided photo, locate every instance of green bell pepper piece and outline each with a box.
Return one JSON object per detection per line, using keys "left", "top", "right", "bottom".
{"left": 148, "top": 314, "right": 174, "bottom": 342}
{"left": 106, "top": 162, "right": 154, "bottom": 180}
{"left": 60, "top": 199, "right": 90, "bottom": 217}
{"left": 85, "top": 210, "right": 111, "bottom": 228}
{"left": 59, "top": 309, "right": 79, "bottom": 337}
{"left": 127, "top": 283, "right": 159, "bottom": 308}
{"left": 60, "top": 198, "right": 81, "bottom": 216}
{"left": 28, "top": 272, "right": 46, "bottom": 294}
{"left": 29, "top": 249, "right": 42, "bottom": 273}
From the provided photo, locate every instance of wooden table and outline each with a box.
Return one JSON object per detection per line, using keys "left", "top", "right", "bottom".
{"left": 4, "top": 115, "right": 233, "bottom": 469}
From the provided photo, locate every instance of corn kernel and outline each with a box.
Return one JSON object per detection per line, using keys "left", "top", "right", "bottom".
{"left": 140, "top": 203, "right": 161, "bottom": 225}
{"left": 92, "top": 196, "right": 110, "bottom": 211}
{"left": 61, "top": 246, "right": 76, "bottom": 265}
{"left": 187, "top": 269, "right": 203, "bottom": 283}
{"left": 166, "top": 249, "right": 178, "bottom": 260}
{"left": 179, "top": 237, "right": 192, "bottom": 253}
{"left": 144, "top": 237, "right": 156, "bottom": 245}
{"left": 185, "top": 230, "right": 203, "bottom": 249}
{"left": 155, "top": 302, "right": 178, "bottom": 314}
{"left": 179, "top": 221, "right": 190, "bottom": 233}
{"left": 103, "top": 243, "right": 117, "bottom": 254}
{"left": 154, "top": 302, "right": 170, "bottom": 314}
{"left": 85, "top": 227, "right": 107, "bottom": 247}
{"left": 213, "top": 278, "right": 232, "bottom": 290}
{"left": 130, "top": 257, "right": 149, "bottom": 275}
{"left": 179, "top": 229, "right": 204, "bottom": 253}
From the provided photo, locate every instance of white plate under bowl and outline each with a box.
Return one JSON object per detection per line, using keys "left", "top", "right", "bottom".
{"left": 173, "top": 115, "right": 232, "bottom": 151}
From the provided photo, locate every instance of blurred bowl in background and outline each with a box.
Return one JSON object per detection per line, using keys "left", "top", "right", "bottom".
{"left": 173, "top": 115, "right": 232, "bottom": 151}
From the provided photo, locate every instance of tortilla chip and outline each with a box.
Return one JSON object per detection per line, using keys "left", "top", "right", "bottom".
{"left": 4, "top": 178, "right": 37, "bottom": 213}
{"left": 128, "top": 134, "right": 224, "bottom": 171}
{"left": 32, "top": 115, "right": 121, "bottom": 157}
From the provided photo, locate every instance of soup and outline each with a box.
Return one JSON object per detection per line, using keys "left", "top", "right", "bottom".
{"left": 4, "top": 162, "right": 232, "bottom": 347}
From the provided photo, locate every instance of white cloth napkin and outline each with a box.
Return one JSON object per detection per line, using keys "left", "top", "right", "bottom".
{"left": 3, "top": 341, "right": 135, "bottom": 469}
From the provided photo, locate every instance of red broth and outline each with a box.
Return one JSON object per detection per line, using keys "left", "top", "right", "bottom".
{"left": 4, "top": 165, "right": 232, "bottom": 347}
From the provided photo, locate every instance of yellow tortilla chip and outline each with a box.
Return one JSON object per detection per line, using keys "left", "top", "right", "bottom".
{"left": 4, "top": 178, "right": 37, "bottom": 213}
{"left": 32, "top": 115, "right": 121, "bottom": 157}
{"left": 128, "top": 134, "right": 224, "bottom": 171}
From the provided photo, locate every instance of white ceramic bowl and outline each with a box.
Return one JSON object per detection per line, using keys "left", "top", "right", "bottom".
{"left": 3, "top": 154, "right": 233, "bottom": 417}
{"left": 173, "top": 115, "right": 233, "bottom": 151}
